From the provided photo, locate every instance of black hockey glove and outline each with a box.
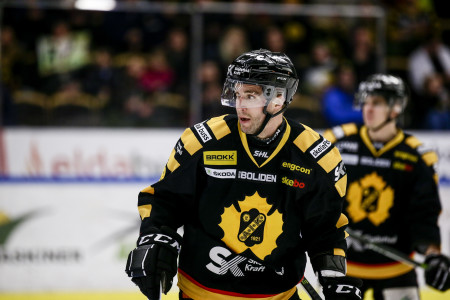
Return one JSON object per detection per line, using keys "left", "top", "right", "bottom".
{"left": 424, "top": 253, "right": 450, "bottom": 291}
{"left": 311, "top": 253, "right": 362, "bottom": 300}
{"left": 125, "top": 226, "right": 182, "bottom": 300}
{"left": 320, "top": 276, "right": 363, "bottom": 300}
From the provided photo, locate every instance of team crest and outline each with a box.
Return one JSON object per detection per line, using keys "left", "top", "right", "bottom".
{"left": 219, "top": 191, "right": 283, "bottom": 260}
{"left": 238, "top": 209, "right": 266, "bottom": 246}
{"left": 346, "top": 172, "right": 394, "bottom": 226}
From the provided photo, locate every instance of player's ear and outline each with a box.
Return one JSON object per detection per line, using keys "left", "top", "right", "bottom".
{"left": 269, "top": 95, "right": 284, "bottom": 112}
{"left": 391, "top": 104, "right": 402, "bottom": 118}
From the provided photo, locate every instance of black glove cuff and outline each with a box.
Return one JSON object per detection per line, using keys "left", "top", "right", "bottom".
{"left": 126, "top": 245, "right": 153, "bottom": 278}
{"left": 311, "top": 253, "right": 346, "bottom": 279}
{"left": 424, "top": 253, "right": 450, "bottom": 291}
{"left": 425, "top": 253, "right": 450, "bottom": 264}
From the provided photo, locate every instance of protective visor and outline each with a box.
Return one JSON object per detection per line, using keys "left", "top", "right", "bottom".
{"left": 221, "top": 79, "right": 285, "bottom": 108}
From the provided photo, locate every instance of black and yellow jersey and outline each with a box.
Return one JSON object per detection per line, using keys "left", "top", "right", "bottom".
{"left": 323, "top": 123, "right": 442, "bottom": 280}
{"left": 137, "top": 114, "right": 348, "bottom": 299}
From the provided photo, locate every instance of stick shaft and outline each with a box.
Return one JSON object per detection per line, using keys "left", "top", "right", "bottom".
{"left": 300, "top": 277, "right": 323, "bottom": 300}
{"left": 346, "top": 228, "right": 427, "bottom": 269}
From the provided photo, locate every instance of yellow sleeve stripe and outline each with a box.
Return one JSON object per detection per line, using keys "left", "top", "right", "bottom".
{"left": 318, "top": 147, "right": 341, "bottom": 173}
{"left": 335, "top": 174, "right": 347, "bottom": 197}
{"left": 336, "top": 213, "right": 349, "bottom": 228}
{"left": 405, "top": 136, "right": 422, "bottom": 148}
{"left": 167, "top": 149, "right": 180, "bottom": 172}
{"left": 207, "top": 115, "right": 231, "bottom": 140}
{"left": 422, "top": 151, "right": 438, "bottom": 166}
{"left": 434, "top": 174, "right": 439, "bottom": 185}
{"left": 138, "top": 204, "right": 152, "bottom": 220}
{"left": 181, "top": 128, "right": 202, "bottom": 155}
{"left": 322, "top": 129, "right": 336, "bottom": 143}
{"left": 141, "top": 186, "right": 155, "bottom": 194}
{"left": 159, "top": 167, "right": 167, "bottom": 181}
{"left": 344, "top": 231, "right": 349, "bottom": 239}
{"left": 334, "top": 248, "right": 346, "bottom": 257}
{"left": 294, "top": 125, "right": 320, "bottom": 152}
{"left": 342, "top": 123, "right": 358, "bottom": 136}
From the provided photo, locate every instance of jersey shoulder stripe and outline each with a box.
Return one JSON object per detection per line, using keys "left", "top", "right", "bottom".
{"left": 404, "top": 135, "right": 422, "bottom": 149}
{"left": 293, "top": 123, "right": 320, "bottom": 152}
{"left": 294, "top": 124, "right": 334, "bottom": 162}
{"left": 191, "top": 115, "right": 232, "bottom": 149}
{"left": 404, "top": 135, "right": 438, "bottom": 166}
{"left": 293, "top": 123, "right": 347, "bottom": 197}
{"left": 323, "top": 123, "right": 359, "bottom": 143}
{"left": 162, "top": 115, "right": 234, "bottom": 180}
{"left": 181, "top": 128, "right": 203, "bottom": 156}
{"left": 206, "top": 115, "right": 232, "bottom": 140}
{"left": 166, "top": 148, "right": 180, "bottom": 172}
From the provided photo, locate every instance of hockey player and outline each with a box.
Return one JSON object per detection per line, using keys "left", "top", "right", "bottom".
{"left": 323, "top": 74, "right": 450, "bottom": 299}
{"left": 125, "top": 49, "right": 362, "bottom": 299}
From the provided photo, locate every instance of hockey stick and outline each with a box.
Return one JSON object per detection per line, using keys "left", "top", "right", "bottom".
{"left": 300, "top": 277, "right": 323, "bottom": 300}
{"left": 346, "top": 228, "right": 428, "bottom": 269}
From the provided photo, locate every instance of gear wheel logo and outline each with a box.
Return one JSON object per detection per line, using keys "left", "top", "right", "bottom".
{"left": 219, "top": 191, "right": 283, "bottom": 260}
{"left": 346, "top": 172, "right": 394, "bottom": 226}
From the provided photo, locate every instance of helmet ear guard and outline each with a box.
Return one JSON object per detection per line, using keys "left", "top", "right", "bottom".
{"left": 393, "top": 104, "right": 402, "bottom": 114}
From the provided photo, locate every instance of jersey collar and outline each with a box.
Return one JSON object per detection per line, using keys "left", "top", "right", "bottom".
{"left": 238, "top": 117, "right": 291, "bottom": 168}
{"left": 360, "top": 126, "right": 404, "bottom": 157}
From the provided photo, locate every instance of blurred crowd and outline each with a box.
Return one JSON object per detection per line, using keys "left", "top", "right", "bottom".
{"left": 1, "top": 0, "right": 450, "bottom": 129}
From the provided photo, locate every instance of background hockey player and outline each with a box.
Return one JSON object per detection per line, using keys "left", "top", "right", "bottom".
{"left": 323, "top": 74, "right": 450, "bottom": 299}
{"left": 125, "top": 49, "right": 362, "bottom": 299}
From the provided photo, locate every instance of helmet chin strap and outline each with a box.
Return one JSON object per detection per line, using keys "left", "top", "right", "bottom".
{"left": 249, "top": 104, "right": 288, "bottom": 137}
{"left": 369, "top": 107, "right": 396, "bottom": 132}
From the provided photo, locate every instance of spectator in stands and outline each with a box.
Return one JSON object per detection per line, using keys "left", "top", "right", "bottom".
{"left": 219, "top": 26, "right": 250, "bottom": 67}
{"left": 302, "top": 40, "right": 336, "bottom": 98}
{"left": 408, "top": 32, "right": 450, "bottom": 95}
{"left": 322, "top": 63, "right": 363, "bottom": 127}
{"left": 408, "top": 30, "right": 450, "bottom": 129}
{"left": 142, "top": 49, "right": 188, "bottom": 127}
{"left": 37, "top": 20, "right": 91, "bottom": 94}
{"left": 264, "top": 26, "right": 286, "bottom": 53}
{"left": 114, "top": 54, "right": 153, "bottom": 126}
{"left": 1, "top": 26, "right": 26, "bottom": 90}
{"left": 114, "top": 27, "right": 146, "bottom": 67}
{"left": 81, "top": 47, "right": 121, "bottom": 123}
{"left": 123, "top": 27, "right": 145, "bottom": 54}
{"left": 199, "top": 60, "right": 227, "bottom": 120}
{"left": 348, "top": 25, "right": 378, "bottom": 85}
{"left": 420, "top": 73, "right": 450, "bottom": 129}
{"left": 140, "top": 49, "right": 174, "bottom": 94}
{"left": 203, "top": 14, "right": 226, "bottom": 61}
{"left": 165, "top": 27, "right": 190, "bottom": 94}
{"left": 385, "top": 0, "right": 436, "bottom": 56}
{"left": 82, "top": 47, "right": 118, "bottom": 98}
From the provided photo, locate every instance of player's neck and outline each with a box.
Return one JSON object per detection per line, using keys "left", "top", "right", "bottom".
{"left": 256, "top": 114, "right": 284, "bottom": 141}
{"left": 367, "top": 121, "right": 398, "bottom": 143}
